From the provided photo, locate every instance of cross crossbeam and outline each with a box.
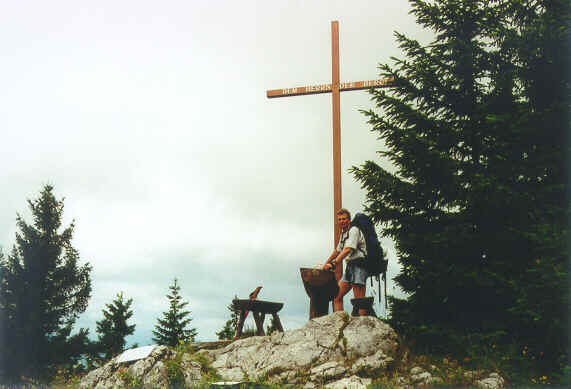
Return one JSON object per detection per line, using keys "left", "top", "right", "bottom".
{"left": 266, "top": 78, "right": 393, "bottom": 98}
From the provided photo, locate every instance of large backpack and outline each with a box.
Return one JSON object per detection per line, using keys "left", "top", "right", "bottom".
{"left": 351, "top": 213, "right": 388, "bottom": 306}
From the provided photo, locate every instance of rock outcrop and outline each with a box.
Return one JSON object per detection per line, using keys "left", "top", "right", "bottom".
{"left": 79, "top": 312, "right": 398, "bottom": 388}
{"left": 202, "top": 311, "right": 399, "bottom": 387}
{"left": 78, "top": 312, "right": 505, "bottom": 389}
{"left": 392, "top": 366, "right": 505, "bottom": 389}
{"left": 79, "top": 345, "right": 203, "bottom": 389}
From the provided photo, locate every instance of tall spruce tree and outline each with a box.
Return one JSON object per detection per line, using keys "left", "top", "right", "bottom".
{"left": 152, "top": 278, "right": 197, "bottom": 346}
{"left": 0, "top": 185, "right": 92, "bottom": 382}
{"left": 96, "top": 292, "right": 136, "bottom": 359}
{"left": 216, "top": 296, "right": 240, "bottom": 340}
{"left": 352, "top": 0, "right": 568, "bottom": 363}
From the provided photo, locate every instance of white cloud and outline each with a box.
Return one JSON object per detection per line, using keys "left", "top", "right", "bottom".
{"left": 1, "top": 0, "right": 429, "bottom": 344}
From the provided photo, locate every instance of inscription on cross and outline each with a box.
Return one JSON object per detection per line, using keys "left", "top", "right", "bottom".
{"left": 266, "top": 21, "right": 393, "bottom": 271}
{"left": 267, "top": 79, "right": 392, "bottom": 98}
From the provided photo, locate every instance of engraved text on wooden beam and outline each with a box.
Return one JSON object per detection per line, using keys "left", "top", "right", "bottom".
{"left": 267, "top": 78, "right": 393, "bottom": 98}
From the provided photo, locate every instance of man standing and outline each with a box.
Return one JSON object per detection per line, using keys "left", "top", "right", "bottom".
{"left": 322, "top": 208, "right": 368, "bottom": 316}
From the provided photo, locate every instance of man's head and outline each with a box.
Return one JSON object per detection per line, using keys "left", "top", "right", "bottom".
{"left": 336, "top": 208, "right": 351, "bottom": 231}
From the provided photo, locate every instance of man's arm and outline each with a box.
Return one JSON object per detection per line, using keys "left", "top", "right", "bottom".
{"left": 323, "top": 249, "right": 339, "bottom": 267}
{"left": 323, "top": 247, "right": 353, "bottom": 270}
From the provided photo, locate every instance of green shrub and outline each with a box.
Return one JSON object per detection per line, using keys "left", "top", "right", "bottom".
{"left": 118, "top": 368, "right": 144, "bottom": 389}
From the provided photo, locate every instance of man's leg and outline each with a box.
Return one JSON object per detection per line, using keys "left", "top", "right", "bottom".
{"left": 333, "top": 281, "right": 351, "bottom": 312}
{"left": 352, "top": 284, "right": 367, "bottom": 316}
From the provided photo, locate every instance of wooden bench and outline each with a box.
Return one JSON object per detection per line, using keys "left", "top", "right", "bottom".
{"left": 350, "top": 297, "right": 376, "bottom": 317}
{"left": 233, "top": 299, "right": 284, "bottom": 337}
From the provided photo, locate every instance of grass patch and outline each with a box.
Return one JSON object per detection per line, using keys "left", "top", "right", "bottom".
{"left": 118, "top": 368, "right": 145, "bottom": 389}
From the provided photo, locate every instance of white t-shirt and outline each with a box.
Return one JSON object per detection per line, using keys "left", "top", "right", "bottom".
{"left": 336, "top": 226, "right": 367, "bottom": 262}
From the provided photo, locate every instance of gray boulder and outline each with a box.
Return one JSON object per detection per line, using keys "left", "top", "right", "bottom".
{"left": 79, "top": 345, "right": 203, "bottom": 389}
{"left": 406, "top": 366, "right": 443, "bottom": 386}
{"left": 202, "top": 311, "right": 399, "bottom": 387}
{"left": 477, "top": 372, "right": 505, "bottom": 389}
{"left": 324, "top": 375, "right": 373, "bottom": 388}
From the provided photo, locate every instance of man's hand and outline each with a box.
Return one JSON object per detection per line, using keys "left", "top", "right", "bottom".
{"left": 323, "top": 262, "right": 333, "bottom": 271}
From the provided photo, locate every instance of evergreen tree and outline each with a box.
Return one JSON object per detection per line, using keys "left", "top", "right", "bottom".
{"left": 0, "top": 185, "right": 92, "bottom": 381}
{"left": 152, "top": 278, "right": 197, "bottom": 346}
{"left": 216, "top": 296, "right": 240, "bottom": 340}
{"left": 96, "top": 292, "right": 136, "bottom": 359}
{"left": 352, "top": 0, "right": 568, "bottom": 363}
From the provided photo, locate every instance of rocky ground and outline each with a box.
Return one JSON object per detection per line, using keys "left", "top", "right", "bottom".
{"left": 79, "top": 312, "right": 506, "bottom": 389}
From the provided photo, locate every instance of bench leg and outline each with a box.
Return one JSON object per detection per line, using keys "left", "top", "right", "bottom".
{"left": 253, "top": 312, "right": 266, "bottom": 336}
{"left": 271, "top": 313, "right": 284, "bottom": 332}
{"left": 234, "top": 309, "right": 247, "bottom": 339}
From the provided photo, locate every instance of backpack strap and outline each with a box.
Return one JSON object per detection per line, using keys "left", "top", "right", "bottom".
{"left": 352, "top": 227, "right": 367, "bottom": 258}
{"left": 338, "top": 229, "right": 349, "bottom": 249}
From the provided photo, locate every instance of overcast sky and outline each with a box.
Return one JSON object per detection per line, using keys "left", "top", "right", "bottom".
{"left": 1, "top": 1, "right": 433, "bottom": 345}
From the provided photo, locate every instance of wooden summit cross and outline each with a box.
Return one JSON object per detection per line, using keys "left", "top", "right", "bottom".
{"left": 266, "top": 21, "right": 393, "bottom": 252}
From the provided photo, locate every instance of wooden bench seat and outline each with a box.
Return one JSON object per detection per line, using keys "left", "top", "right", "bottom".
{"left": 233, "top": 299, "right": 284, "bottom": 338}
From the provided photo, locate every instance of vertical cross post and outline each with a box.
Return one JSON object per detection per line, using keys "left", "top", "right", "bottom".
{"left": 330, "top": 21, "right": 343, "bottom": 283}
{"left": 265, "top": 21, "right": 393, "bottom": 276}
{"left": 331, "top": 21, "right": 342, "bottom": 251}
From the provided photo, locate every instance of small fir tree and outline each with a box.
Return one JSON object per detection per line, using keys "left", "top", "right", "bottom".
{"left": 96, "top": 292, "right": 136, "bottom": 359}
{"left": 152, "top": 278, "right": 197, "bottom": 346}
{"left": 216, "top": 296, "right": 240, "bottom": 340}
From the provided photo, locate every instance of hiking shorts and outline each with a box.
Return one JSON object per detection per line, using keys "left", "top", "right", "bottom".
{"left": 341, "top": 260, "right": 368, "bottom": 286}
